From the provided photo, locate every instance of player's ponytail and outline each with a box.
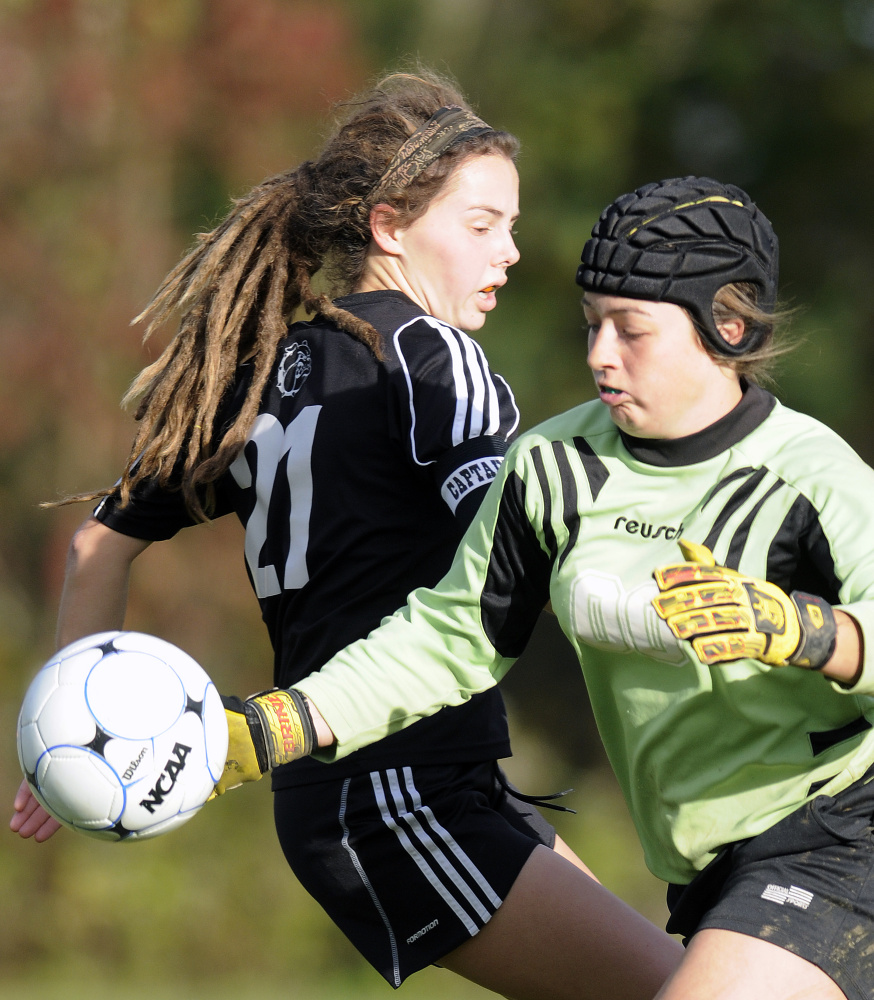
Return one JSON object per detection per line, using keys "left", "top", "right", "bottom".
{"left": 119, "top": 161, "right": 378, "bottom": 519}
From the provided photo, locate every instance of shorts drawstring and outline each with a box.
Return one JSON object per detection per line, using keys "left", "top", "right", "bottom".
{"left": 494, "top": 763, "right": 577, "bottom": 814}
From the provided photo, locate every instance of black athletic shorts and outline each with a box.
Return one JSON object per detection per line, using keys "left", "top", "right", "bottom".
{"left": 273, "top": 760, "right": 557, "bottom": 988}
{"left": 667, "top": 766, "right": 874, "bottom": 1000}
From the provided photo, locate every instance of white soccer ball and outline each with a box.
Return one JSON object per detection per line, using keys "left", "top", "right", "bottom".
{"left": 16, "top": 631, "right": 229, "bottom": 841}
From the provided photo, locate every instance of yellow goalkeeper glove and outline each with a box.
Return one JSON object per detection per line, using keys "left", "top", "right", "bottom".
{"left": 212, "top": 689, "right": 314, "bottom": 796}
{"left": 652, "top": 539, "right": 837, "bottom": 669}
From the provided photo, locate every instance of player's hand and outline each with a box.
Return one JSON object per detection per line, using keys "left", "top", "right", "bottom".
{"left": 10, "top": 779, "right": 63, "bottom": 842}
{"left": 652, "top": 539, "right": 837, "bottom": 668}
{"left": 211, "top": 689, "right": 315, "bottom": 796}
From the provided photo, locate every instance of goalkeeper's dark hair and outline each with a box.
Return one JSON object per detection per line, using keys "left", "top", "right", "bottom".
{"left": 50, "top": 67, "right": 518, "bottom": 520}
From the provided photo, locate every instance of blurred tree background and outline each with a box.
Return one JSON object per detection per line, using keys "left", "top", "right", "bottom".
{"left": 3, "top": 0, "right": 874, "bottom": 997}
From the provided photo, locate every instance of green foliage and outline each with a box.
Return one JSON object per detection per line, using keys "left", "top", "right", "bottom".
{"left": 3, "top": 0, "right": 874, "bottom": 994}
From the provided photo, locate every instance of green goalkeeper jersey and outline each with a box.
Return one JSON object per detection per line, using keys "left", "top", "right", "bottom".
{"left": 297, "top": 384, "right": 874, "bottom": 884}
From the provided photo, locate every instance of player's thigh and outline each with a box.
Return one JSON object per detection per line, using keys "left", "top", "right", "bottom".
{"left": 440, "top": 843, "right": 683, "bottom": 1000}
{"left": 654, "top": 928, "right": 847, "bottom": 1000}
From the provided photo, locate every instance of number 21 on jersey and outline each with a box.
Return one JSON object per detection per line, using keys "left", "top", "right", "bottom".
{"left": 230, "top": 407, "right": 321, "bottom": 598}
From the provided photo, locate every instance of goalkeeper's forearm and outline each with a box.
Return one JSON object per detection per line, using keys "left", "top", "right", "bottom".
{"left": 824, "top": 610, "right": 863, "bottom": 686}
{"left": 302, "top": 697, "right": 336, "bottom": 748}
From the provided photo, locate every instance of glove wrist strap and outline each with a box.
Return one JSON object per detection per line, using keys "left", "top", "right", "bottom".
{"left": 788, "top": 592, "right": 838, "bottom": 669}
{"left": 246, "top": 689, "right": 315, "bottom": 770}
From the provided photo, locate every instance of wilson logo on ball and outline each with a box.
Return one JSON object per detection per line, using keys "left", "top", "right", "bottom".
{"left": 122, "top": 746, "right": 148, "bottom": 781}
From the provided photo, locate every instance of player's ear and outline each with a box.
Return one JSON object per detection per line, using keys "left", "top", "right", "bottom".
{"left": 717, "top": 317, "right": 745, "bottom": 347}
{"left": 369, "top": 204, "right": 404, "bottom": 255}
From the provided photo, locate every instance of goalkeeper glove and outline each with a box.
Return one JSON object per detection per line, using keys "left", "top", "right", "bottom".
{"left": 212, "top": 689, "right": 314, "bottom": 795}
{"left": 652, "top": 539, "right": 837, "bottom": 669}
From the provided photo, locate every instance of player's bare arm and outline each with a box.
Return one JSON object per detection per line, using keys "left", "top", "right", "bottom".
{"left": 56, "top": 516, "right": 151, "bottom": 648}
{"left": 11, "top": 516, "right": 152, "bottom": 843}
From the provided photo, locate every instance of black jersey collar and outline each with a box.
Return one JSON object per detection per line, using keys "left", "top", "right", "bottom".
{"left": 618, "top": 381, "right": 776, "bottom": 467}
{"left": 334, "top": 289, "right": 424, "bottom": 314}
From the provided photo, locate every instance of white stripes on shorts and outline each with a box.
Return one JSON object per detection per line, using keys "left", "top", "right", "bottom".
{"left": 339, "top": 765, "right": 504, "bottom": 980}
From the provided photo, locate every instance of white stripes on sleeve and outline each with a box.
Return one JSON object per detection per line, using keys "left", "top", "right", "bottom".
{"left": 395, "top": 317, "right": 518, "bottom": 467}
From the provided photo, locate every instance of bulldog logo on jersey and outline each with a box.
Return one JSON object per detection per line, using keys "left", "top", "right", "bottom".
{"left": 277, "top": 341, "right": 312, "bottom": 397}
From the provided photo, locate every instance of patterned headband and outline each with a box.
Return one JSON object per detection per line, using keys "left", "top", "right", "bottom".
{"left": 370, "top": 105, "right": 494, "bottom": 202}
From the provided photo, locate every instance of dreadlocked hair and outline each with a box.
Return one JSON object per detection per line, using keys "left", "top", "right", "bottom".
{"left": 49, "top": 67, "right": 519, "bottom": 521}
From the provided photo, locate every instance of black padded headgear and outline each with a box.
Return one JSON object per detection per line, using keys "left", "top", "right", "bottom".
{"left": 576, "top": 176, "right": 779, "bottom": 356}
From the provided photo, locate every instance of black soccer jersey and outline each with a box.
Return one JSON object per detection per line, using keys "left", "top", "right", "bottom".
{"left": 95, "top": 290, "right": 519, "bottom": 784}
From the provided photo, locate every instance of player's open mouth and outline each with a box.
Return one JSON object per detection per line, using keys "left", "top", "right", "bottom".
{"left": 479, "top": 285, "right": 496, "bottom": 295}
{"left": 598, "top": 384, "right": 625, "bottom": 402}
